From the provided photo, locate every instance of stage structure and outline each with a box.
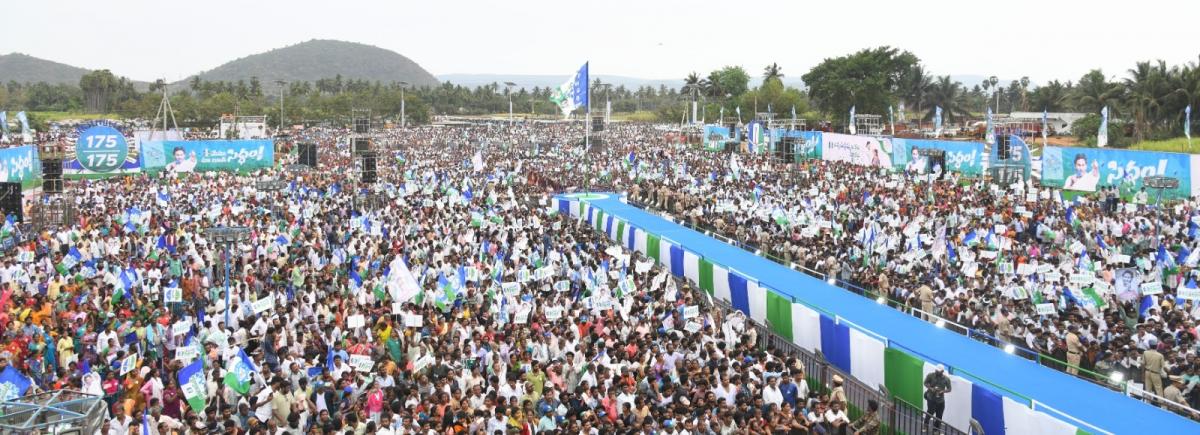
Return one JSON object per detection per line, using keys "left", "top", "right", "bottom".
{"left": 854, "top": 114, "right": 884, "bottom": 136}
{"left": 0, "top": 390, "right": 106, "bottom": 434}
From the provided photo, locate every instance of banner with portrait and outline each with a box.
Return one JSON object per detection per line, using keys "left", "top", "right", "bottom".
{"left": 141, "top": 140, "right": 274, "bottom": 174}
{"left": 892, "top": 138, "right": 986, "bottom": 176}
{"left": 1041, "top": 146, "right": 1192, "bottom": 198}
{"left": 819, "top": 132, "right": 893, "bottom": 168}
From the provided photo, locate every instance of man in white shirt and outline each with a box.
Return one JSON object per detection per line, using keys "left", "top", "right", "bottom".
{"left": 762, "top": 376, "right": 783, "bottom": 407}
{"left": 824, "top": 401, "right": 851, "bottom": 434}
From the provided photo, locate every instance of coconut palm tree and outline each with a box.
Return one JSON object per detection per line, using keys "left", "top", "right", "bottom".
{"left": 1072, "top": 70, "right": 1123, "bottom": 115}
{"left": 1124, "top": 61, "right": 1171, "bottom": 142}
{"left": 763, "top": 63, "right": 783, "bottom": 83}
{"left": 682, "top": 72, "right": 702, "bottom": 98}
{"left": 1019, "top": 76, "right": 1030, "bottom": 111}
{"left": 901, "top": 65, "right": 933, "bottom": 115}
{"left": 1031, "top": 81, "right": 1070, "bottom": 112}
{"left": 922, "top": 76, "right": 970, "bottom": 122}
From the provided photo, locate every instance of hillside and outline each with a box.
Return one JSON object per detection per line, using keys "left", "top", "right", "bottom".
{"left": 0, "top": 53, "right": 94, "bottom": 85}
{"left": 183, "top": 39, "right": 439, "bottom": 87}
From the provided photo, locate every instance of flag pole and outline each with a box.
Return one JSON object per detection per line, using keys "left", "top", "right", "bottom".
{"left": 585, "top": 63, "right": 591, "bottom": 195}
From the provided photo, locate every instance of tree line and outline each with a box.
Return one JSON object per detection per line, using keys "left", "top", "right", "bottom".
{"left": 1, "top": 50, "right": 1196, "bottom": 146}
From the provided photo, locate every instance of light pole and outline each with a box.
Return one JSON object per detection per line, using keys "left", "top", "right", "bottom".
{"left": 275, "top": 80, "right": 287, "bottom": 134}
{"left": 988, "top": 76, "right": 1000, "bottom": 114}
{"left": 255, "top": 179, "right": 287, "bottom": 218}
{"left": 504, "top": 82, "right": 517, "bottom": 125}
{"left": 398, "top": 81, "right": 409, "bottom": 129}
{"left": 204, "top": 226, "right": 251, "bottom": 327}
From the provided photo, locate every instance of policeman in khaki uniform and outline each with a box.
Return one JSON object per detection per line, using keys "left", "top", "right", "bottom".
{"left": 1065, "top": 325, "right": 1083, "bottom": 375}
{"left": 1143, "top": 345, "right": 1166, "bottom": 397}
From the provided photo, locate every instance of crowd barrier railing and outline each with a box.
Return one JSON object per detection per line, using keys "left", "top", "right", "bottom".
{"left": 706, "top": 294, "right": 968, "bottom": 435}
{"left": 619, "top": 195, "right": 1182, "bottom": 427}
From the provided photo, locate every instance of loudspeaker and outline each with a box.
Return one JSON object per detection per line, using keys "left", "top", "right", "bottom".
{"left": 727, "top": 123, "right": 738, "bottom": 139}
{"left": 42, "top": 158, "right": 62, "bottom": 177}
{"left": 43, "top": 179, "right": 63, "bottom": 194}
{"left": 354, "top": 118, "right": 370, "bottom": 134}
{"left": 297, "top": 143, "right": 318, "bottom": 167}
{"left": 361, "top": 152, "right": 377, "bottom": 183}
{"left": 353, "top": 138, "right": 371, "bottom": 154}
{"left": 0, "top": 182, "right": 21, "bottom": 223}
{"left": 996, "top": 134, "right": 1011, "bottom": 161}
{"left": 592, "top": 116, "right": 604, "bottom": 132}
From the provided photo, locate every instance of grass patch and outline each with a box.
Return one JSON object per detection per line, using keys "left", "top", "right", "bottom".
{"left": 1129, "top": 137, "right": 1198, "bottom": 153}
{"left": 32, "top": 111, "right": 123, "bottom": 122}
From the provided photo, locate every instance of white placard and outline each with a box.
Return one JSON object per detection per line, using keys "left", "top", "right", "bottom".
{"left": 682, "top": 305, "right": 699, "bottom": 319}
{"left": 347, "top": 314, "right": 366, "bottom": 329}
{"left": 175, "top": 345, "right": 200, "bottom": 362}
{"left": 1178, "top": 288, "right": 1200, "bottom": 301}
{"left": 979, "top": 251, "right": 997, "bottom": 260}
{"left": 1069, "top": 273, "right": 1094, "bottom": 285}
{"left": 994, "top": 225, "right": 1008, "bottom": 234}
{"left": 1036, "top": 264, "right": 1053, "bottom": 274}
{"left": 1016, "top": 264, "right": 1036, "bottom": 276}
{"left": 684, "top": 321, "right": 702, "bottom": 333}
{"left": 404, "top": 314, "right": 423, "bottom": 328}
{"left": 392, "top": 302, "right": 405, "bottom": 315}
{"left": 349, "top": 354, "right": 375, "bottom": 372}
{"left": 545, "top": 306, "right": 564, "bottom": 321}
{"left": 1140, "top": 281, "right": 1163, "bottom": 296}
{"left": 120, "top": 354, "right": 138, "bottom": 375}
{"left": 502, "top": 282, "right": 520, "bottom": 296}
{"left": 961, "top": 261, "right": 978, "bottom": 277}
{"left": 1112, "top": 254, "right": 1131, "bottom": 264}
{"left": 252, "top": 295, "right": 275, "bottom": 315}
{"left": 206, "top": 331, "right": 227, "bottom": 346}
{"left": 1035, "top": 303, "right": 1056, "bottom": 316}
{"left": 164, "top": 288, "right": 183, "bottom": 303}
{"left": 554, "top": 280, "right": 570, "bottom": 292}
{"left": 514, "top": 309, "right": 530, "bottom": 324}
{"left": 172, "top": 320, "right": 192, "bottom": 337}
{"left": 1044, "top": 271, "right": 1063, "bottom": 283}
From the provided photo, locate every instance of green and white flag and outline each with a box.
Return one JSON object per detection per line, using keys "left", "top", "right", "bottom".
{"left": 178, "top": 358, "right": 207, "bottom": 413}
{"left": 222, "top": 348, "right": 257, "bottom": 395}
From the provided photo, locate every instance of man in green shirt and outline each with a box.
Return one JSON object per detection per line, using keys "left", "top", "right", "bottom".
{"left": 525, "top": 361, "right": 547, "bottom": 402}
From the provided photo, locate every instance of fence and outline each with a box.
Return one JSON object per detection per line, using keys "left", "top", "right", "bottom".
{"left": 702, "top": 290, "right": 968, "bottom": 435}
{"left": 620, "top": 196, "right": 1147, "bottom": 431}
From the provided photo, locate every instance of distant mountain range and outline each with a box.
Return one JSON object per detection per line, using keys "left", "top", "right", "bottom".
{"left": 0, "top": 53, "right": 104, "bottom": 86}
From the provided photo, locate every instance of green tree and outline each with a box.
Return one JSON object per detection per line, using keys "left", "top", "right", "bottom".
{"left": 922, "top": 76, "right": 970, "bottom": 122}
{"left": 801, "top": 46, "right": 919, "bottom": 117}
{"left": 763, "top": 63, "right": 783, "bottom": 84}
{"left": 1072, "top": 113, "right": 1127, "bottom": 147}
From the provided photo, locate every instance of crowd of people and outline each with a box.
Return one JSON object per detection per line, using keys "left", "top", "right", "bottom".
{"left": 614, "top": 137, "right": 1200, "bottom": 416}
{"left": 0, "top": 123, "right": 899, "bottom": 434}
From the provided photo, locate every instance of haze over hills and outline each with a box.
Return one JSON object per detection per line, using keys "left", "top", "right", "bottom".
{"left": 181, "top": 40, "right": 440, "bottom": 87}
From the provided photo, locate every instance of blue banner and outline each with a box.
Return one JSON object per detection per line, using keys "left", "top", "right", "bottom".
{"left": 770, "top": 129, "right": 820, "bottom": 161}
{"left": 0, "top": 146, "right": 40, "bottom": 188}
{"left": 703, "top": 125, "right": 731, "bottom": 150}
{"left": 141, "top": 140, "right": 274, "bottom": 173}
{"left": 1041, "top": 146, "right": 1192, "bottom": 198}
{"left": 891, "top": 138, "right": 986, "bottom": 176}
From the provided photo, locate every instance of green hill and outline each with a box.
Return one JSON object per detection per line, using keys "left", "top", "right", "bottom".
{"left": 0, "top": 53, "right": 94, "bottom": 85}
{"left": 183, "top": 39, "right": 439, "bottom": 87}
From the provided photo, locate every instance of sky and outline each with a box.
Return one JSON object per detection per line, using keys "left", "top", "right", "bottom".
{"left": 4, "top": 0, "right": 1198, "bottom": 86}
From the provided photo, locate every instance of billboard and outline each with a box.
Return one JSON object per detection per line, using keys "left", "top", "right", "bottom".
{"left": 1041, "top": 146, "right": 1193, "bottom": 198}
{"left": 141, "top": 140, "right": 274, "bottom": 174}
{"left": 820, "top": 132, "right": 893, "bottom": 168}
{"left": 0, "top": 146, "right": 40, "bottom": 189}
{"left": 65, "top": 124, "right": 142, "bottom": 178}
{"left": 892, "top": 138, "right": 987, "bottom": 176}
{"left": 702, "top": 125, "right": 731, "bottom": 151}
